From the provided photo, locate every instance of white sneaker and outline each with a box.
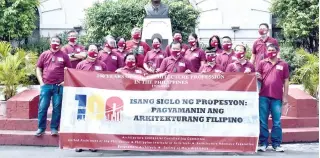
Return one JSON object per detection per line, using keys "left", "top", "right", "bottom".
{"left": 273, "top": 146, "right": 285, "bottom": 152}
{"left": 257, "top": 145, "right": 267, "bottom": 152}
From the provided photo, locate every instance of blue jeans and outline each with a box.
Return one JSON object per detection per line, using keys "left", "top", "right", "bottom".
{"left": 38, "top": 84, "right": 64, "bottom": 131}
{"left": 259, "top": 96, "right": 282, "bottom": 147}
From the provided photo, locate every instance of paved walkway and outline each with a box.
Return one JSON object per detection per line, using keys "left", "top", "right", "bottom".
{"left": 0, "top": 143, "right": 318, "bottom": 158}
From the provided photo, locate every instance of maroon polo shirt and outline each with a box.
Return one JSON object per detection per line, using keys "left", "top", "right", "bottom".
{"left": 184, "top": 47, "right": 206, "bottom": 72}
{"left": 125, "top": 40, "right": 150, "bottom": 55}
{"left": 76, "top": 60, "right": 107, "bottom": 71}
{"left": 198, "top": 63, "right": 223, "bottom": 73}
{"left": 216, "top": 51, "right": 237, "bottom": 72}
{"left": 115, "top": 49, "right": 128, "bottom": 67}
{"left": 37, "top": 50, "right": 72, "bottom": 84}
{"left": 159, "top": 56, "right": 195, "bottom": 73}
{"left": 225, "top": 60, "right": 256, "bottom": 73}
{"left": 116, "top": 66, "right": 148, "bottom": 75}
{"left": 97, "top": 50, "right": 123, "bottom": 72}
{"left": 257, "top": 59, "right": 289, "bottom": 100}
{"left": 61, "top": 44, "right": 85, "bottom": 68}
{"left": 215, "top": 49, "right": 223, "bottom": 55}
{"left": 252, "top": 36, "right": 279, "bottom": 68}
{"left": 165, "top": 44, "right": 189, "bottom": 57}
{"left": 144, "top": 50, "right": 167, "bottom": 70}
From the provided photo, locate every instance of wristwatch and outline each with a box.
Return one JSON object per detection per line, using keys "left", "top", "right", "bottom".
{"left": 71, "top": 53, "right": 75, "bottom": 58}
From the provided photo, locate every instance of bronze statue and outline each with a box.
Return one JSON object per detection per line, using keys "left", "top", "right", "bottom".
{"left": 144, "top": 0, "right": 169, "bottom": 17}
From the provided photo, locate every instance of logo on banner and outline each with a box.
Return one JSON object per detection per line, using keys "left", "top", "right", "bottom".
{"left": 105, "top": 97, "right": 124, "bottom": 121}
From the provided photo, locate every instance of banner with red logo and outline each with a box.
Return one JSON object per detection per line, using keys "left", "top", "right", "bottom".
{"left": 59, "top": 69, "right": 259, "bottom": 153}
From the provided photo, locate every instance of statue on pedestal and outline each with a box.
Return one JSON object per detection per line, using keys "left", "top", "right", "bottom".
{"left": 144, "top": 0, "right": 169, "bottom": 17}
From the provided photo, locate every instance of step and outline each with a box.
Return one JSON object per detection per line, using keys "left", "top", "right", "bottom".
{"left": 0, "top": 127, "right": 318, "bottom": 146}
{"left": 268, "top": 116, "right": 319, "bottom": 128}
{"left": 0, "top": 130, "right": 58, "bottom": 146}
{"left": 0, "top": 118, "right": 51, "bottom": 131}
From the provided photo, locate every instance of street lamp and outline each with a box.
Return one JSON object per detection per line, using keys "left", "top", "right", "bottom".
{"left": 231, "top": 26, "right": 240, "bottom": 41}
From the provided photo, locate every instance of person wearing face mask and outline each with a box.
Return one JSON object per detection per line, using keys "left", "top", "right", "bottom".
{"left": 184, "top": 33, "right": 206, "bottom": 72}
{"left": 207, "top": 35, "right": 223, "bottom": 55}
{"left": 76, "top": 45, "right": 107, "bottom": 71}
{"left": 97, "top": 36, "right": 123, "bottom": 72}
{"left": 115, "top": 53, "right": 148, "bottom": 75}
{"left": 250, "top": 23, "right": 280, "bottom": 69}
{"left": 125, "top": 27, "right": 151, "bottom": 68}
{"left": 198, "top": 50, "right": 223, "bottom": 73}
{"left": 35, "top": 36, "right": 72, "bottom": 137}
{"left": 165, "top": 30, "right": 189, "bottom": 57}
{"left": 255, "top": 44, "right": 289, "bottom": 153}
{"left": 216, "top": 36, "right": 237, "bottom": 71}
{"left": 115, "top": 37, "right": 128, "bottom": 65}
{"left": 159, "top": 41, "right": 195, "bottom": 73}
{"left": 226, "top": 45, "right": 255, "bottom": 73}
{"left": 61, "top": 30, "right": 86, "bottom": 68}
{"left": 143, "top": 37, "right": 167, "bottom": 73}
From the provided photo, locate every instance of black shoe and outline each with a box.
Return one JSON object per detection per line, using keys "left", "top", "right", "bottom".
{"left": 35, "top": 129, "right": 45, "bottom": 137}
{"left": 75, "top": 149, "right": 83, "bottom": 152}
{"left": 89, "top": 149, "right": 98, "bottom": 152}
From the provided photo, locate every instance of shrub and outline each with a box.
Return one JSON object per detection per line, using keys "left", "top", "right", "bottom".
{"left": 0, "top": 41, "right": 38, "bottom": 100}
{"left": 291, "top": 49, "right": 319, "bottom": 98}
{"left": 83, "top": 0, "right": 200, "bottom": 44}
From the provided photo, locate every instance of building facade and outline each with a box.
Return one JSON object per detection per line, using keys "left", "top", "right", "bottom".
{"left": 38, "top": 0, "right": 275, "bottom": 47}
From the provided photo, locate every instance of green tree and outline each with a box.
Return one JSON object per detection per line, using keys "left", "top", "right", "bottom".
{"left": 83, "top": 0, "right": 200, "bottom": 44}
{"left": 270, "top": 0, "right": 319, "bottom": 53}
{"left": 0, "top": 0, "right": 40, "bottom": 41}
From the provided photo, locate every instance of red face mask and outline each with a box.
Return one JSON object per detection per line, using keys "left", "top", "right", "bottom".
{"left": 68, "top": 37, "right": 77, "bottom": 43}
{"left": 88, "top": 51, "right": 98, "bottom": 58}
{"left": 206, "top": 54, "right": 216, "bottom": 62}
{"left": 267, "top": 51, "right": 277, "bottom": 58}
{"left": 51, "top": 43, "right": 60, "bottom": 51}
{"left": 132, "top": 33, "right": 141, "bottom": 40}
{"left": 235, "top": 52, "right": 245, "bottom": 59}
{"left": 210, "top": 41, "right": 218, "bottom": 47}
{"left": 126, "top": 61, "right": 136, "bottom": 68}
{"left": 171, "top": 50, "right": 180, "bottom": 57}
{"left": 189, "top": 41, "right": 197, "bottom": 47}
{"left": 222, "top": 43, "right": 232, "bottom": 51}
{"left": 152, "top": 43, "right": 161, "bottom": 49}
{"left": 117, "top": 41, "right": 126, "bottom": 48}
{"left": 259, "top": 29, "right": 267, "bottom": 35}
{"left": 174, "top": 36, "right": 182, "bottom": 42}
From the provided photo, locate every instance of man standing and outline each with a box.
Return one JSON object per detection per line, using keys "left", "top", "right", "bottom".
{"left": 251, "top": 23, "right": 280, "bottom": 68}
{"left": 144, "top": 0, "right": 169, "bottom": 17}
{"left": 35, "top": 36, "right": 72, "bottom": 136}
{"left": 76, "top": 45, "right": 107, "bottom": 71}
{"left": 61, "top": 30, "right": 86, "bottom": 68}
{"left": 159, "top": 41, "right": 195, "bottom": 73}
{"left": 98, "top": 36, "right": 122, "bottom": 72}
{"left": 165, "top": 30, "right": 189, "bottom": 57}
{"left": 226, "top": 44, "right": 255, "bottom": 73}
{"left": 216, "top": 36, "right": 236, "bottom": 71}
{"left": 256, "top": 44, "right": 289, "bottom": 152}
{"left": 125, "top": 27, "right": 151, "bottom": 67}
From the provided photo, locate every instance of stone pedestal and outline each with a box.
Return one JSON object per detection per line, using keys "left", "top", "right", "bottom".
{"left": 283, "top": 88, "right": 318, "bottom": 117}
{"left": 6, "top": 89, "right": 40, "bottom": 119}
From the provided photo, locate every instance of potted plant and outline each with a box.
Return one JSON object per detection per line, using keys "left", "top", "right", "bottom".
{"left": 0, "top": 41, "right": 38, "bottom": 116}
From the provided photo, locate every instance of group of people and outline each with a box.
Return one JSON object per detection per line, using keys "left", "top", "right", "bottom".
{"left": 35, "top": 23, "right": 289, "bottom": 153}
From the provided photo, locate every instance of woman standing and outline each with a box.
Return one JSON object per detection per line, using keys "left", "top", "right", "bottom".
{"left": 207, "top": 35, "right": 223, "bottom": 54}
{"left": 143, "top": 37, "right": 167, "bottom": 73}
{"left": 184, "top": 33, "right": 206, "bottom": 72}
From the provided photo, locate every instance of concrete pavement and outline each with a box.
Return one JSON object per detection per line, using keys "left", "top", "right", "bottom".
{"left": 0, "top": 143, "right": 318, "bottom": 158}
